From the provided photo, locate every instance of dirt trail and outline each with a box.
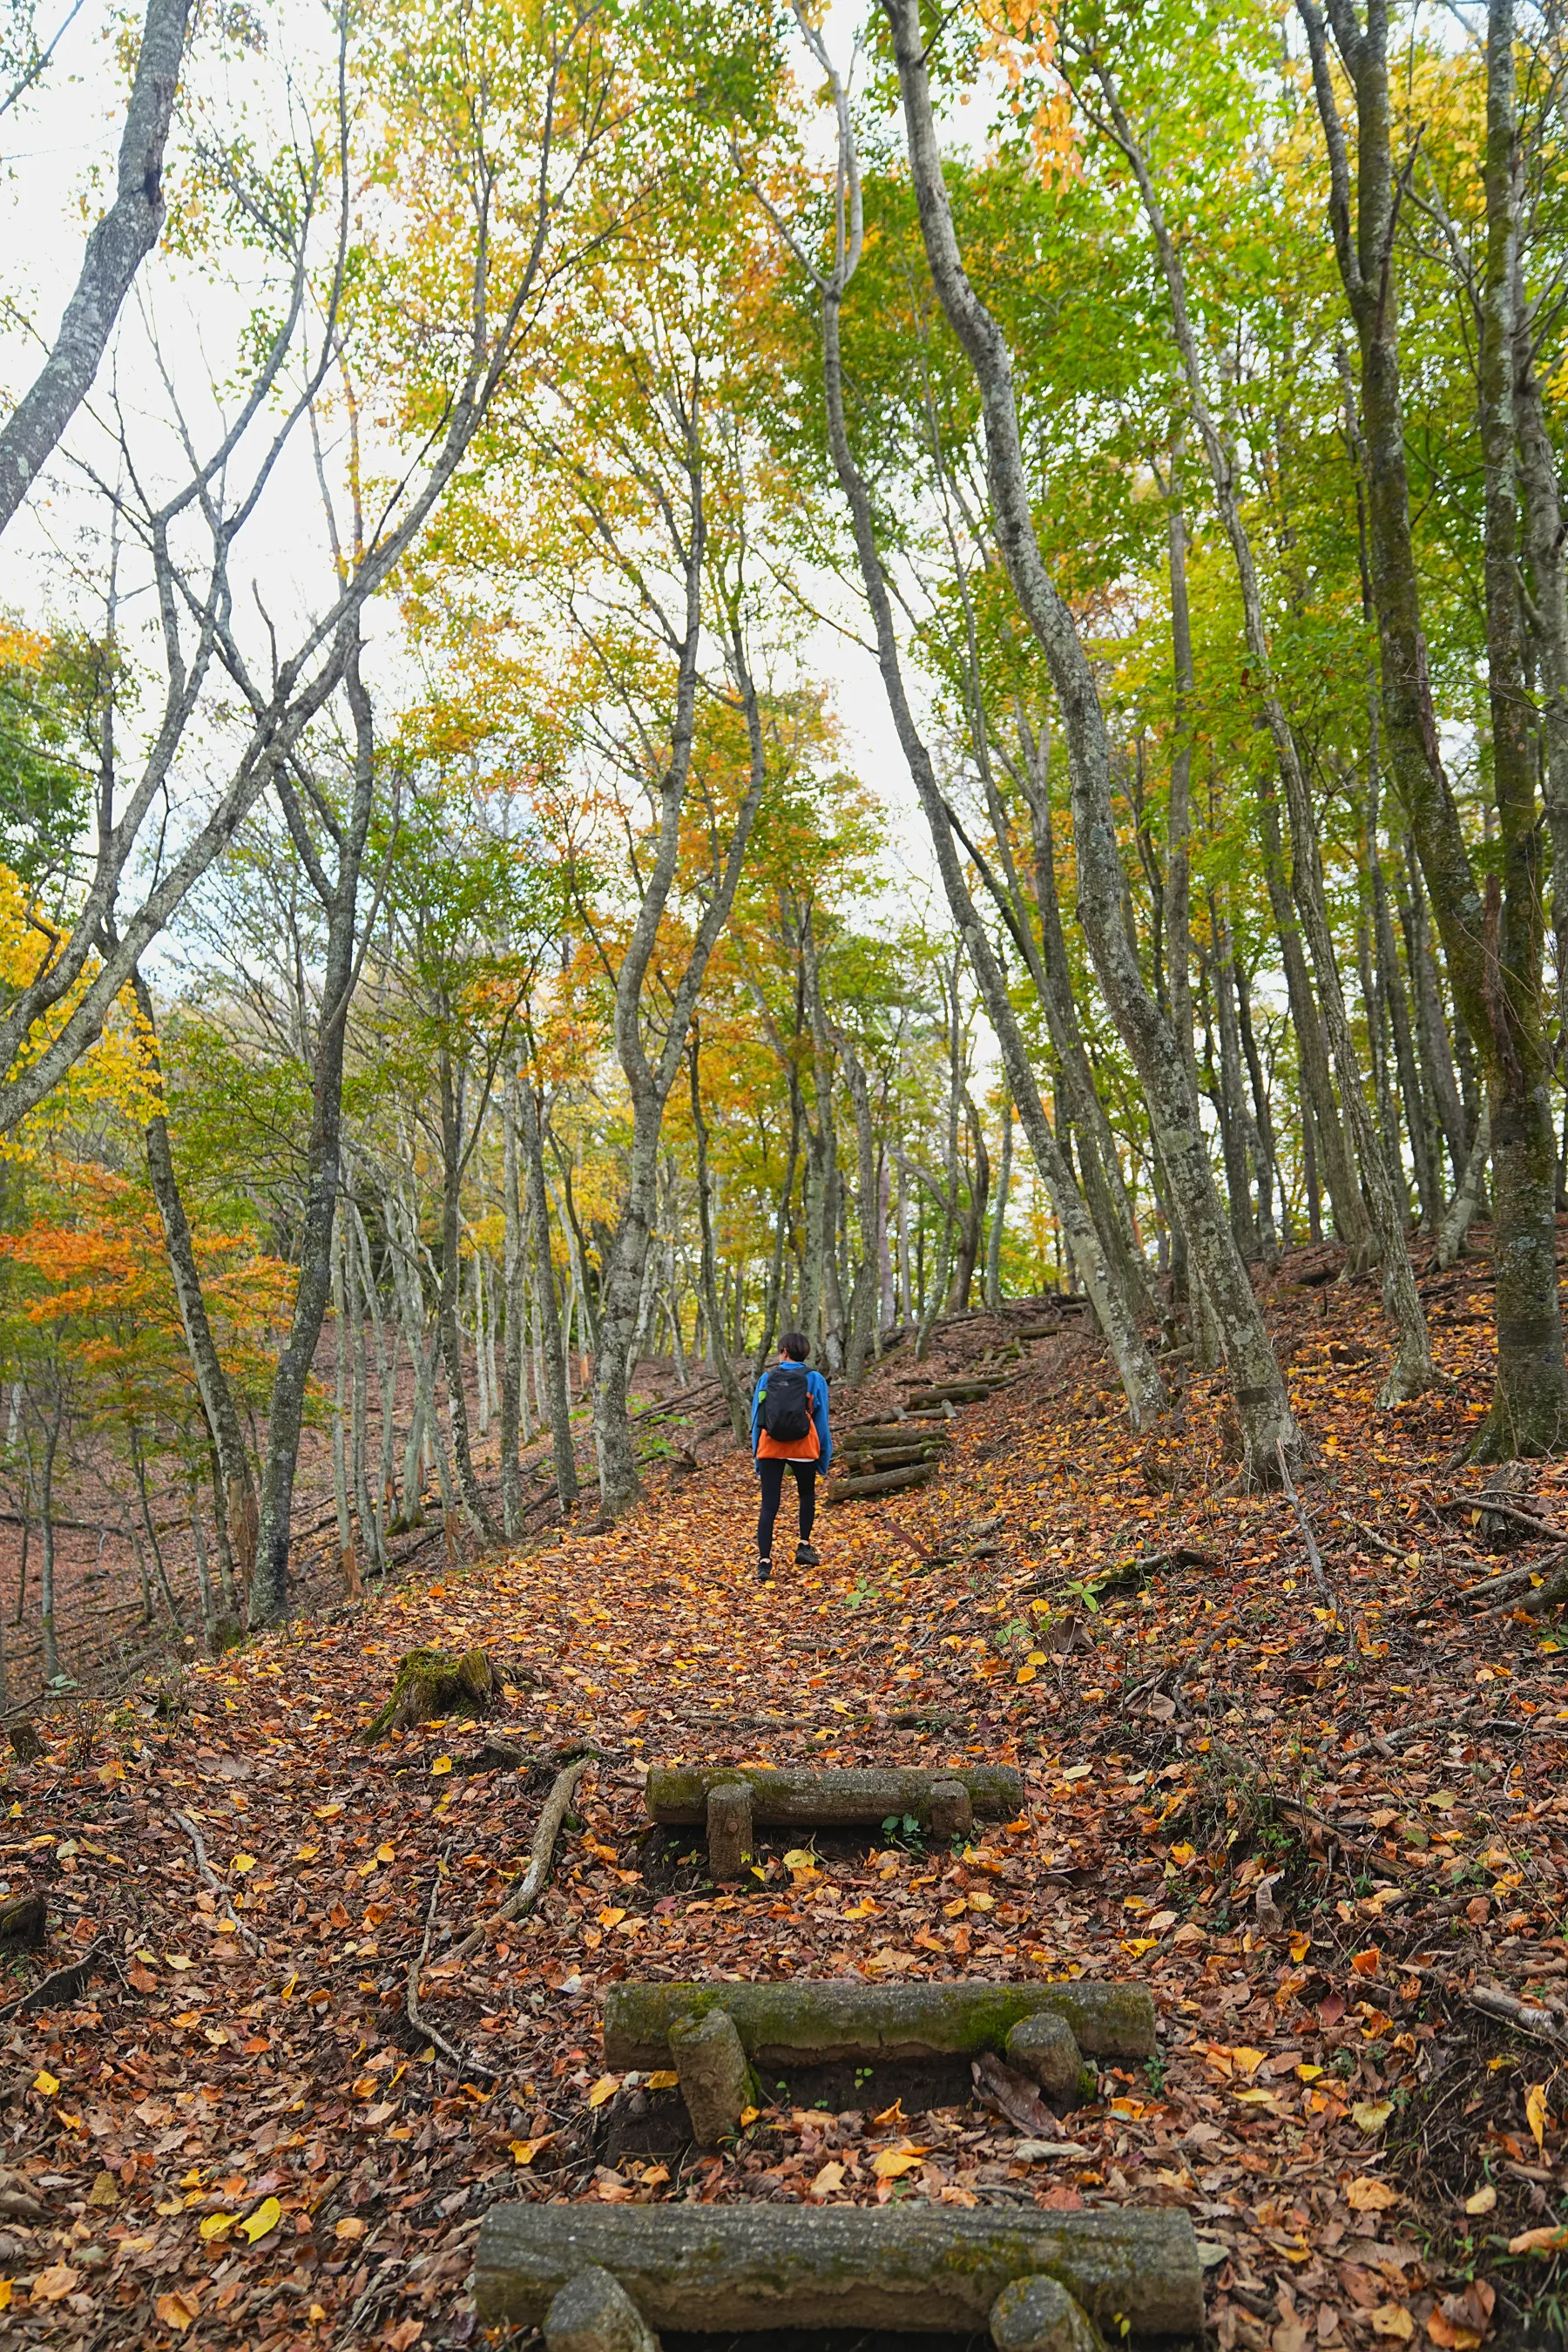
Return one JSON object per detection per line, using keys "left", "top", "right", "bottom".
{"left": 3, "top": 1245, "right": 1567, "bottom": 2352}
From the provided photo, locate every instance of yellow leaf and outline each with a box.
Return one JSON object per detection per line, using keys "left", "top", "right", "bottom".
{"left": 0, "top": 2279, "right": 11, "bottom": 2310}
{"left": 31, "top": 2068, "right": 58, "bottom": 2096}
{"left": 1232, "top": 2047, "right": 1266, "bottom": 2077}
{"left": 966, "top": 1890, "right": 995, "bottom": 1911}
{"left": 598, "top": 1908, "right": 625, "bottom": 1930}
{"left": 32, "top": 2261, "right": 81, "bottom": 2301}
{"left": 1289, "top": 1932, "right": 1312, "bottom": 1961}
{"left": 239, "top": 2195, "right": 281, "bottom": 2244}
{"left": 376, "top": 1842, "right": 396, "bottom": 1863}
{"left": 1527, "top": 2081, "right": 1549, "bottom": 2152}
{"left": 1352, "top": 2099, "right": 1394, "bottom": 2134}
{"left": 1465, "top": 2184, "right": 1497, "bottom": 2216}
{"left": 587, "top": 2074, "right": 619, "bottom": 2109}
{"left": 740, "top": 2105, "right": 760, "bottom": 2126}
{"left": 809, "top": 2160, "right": 846, "bottom": 2198}
{"left": 1346, "top": 2177, "right": 1400, "bottom": 2212}
{"left": 871, "top": 2143, "right": 930, "bottom": 2178}
{"left": 510, "top": 2134, "right": 556, "bottom": 2165}
{"left": 431, "top": 1756, "right": 453, "bottom": 1776}
{"left": 1233, "top": 2088, "right": 1275, "bottom": 2106}
{"left": 232, "top": 1852, "right": 257, "bottom": 1875}
{"left": 155, "top": 2289, "right": 200, "bottom": 2331}
{"left": 199, "top": 2211, "right": 237, "bottom": 2240}
{"left": 1121, "top": 1936, "right": 1159, "bottom": 1957}
{"left": 1296, "top": 2065, "right": 1325, "bottom": 2082}
{"left": 1171, "top": 1842, "right": 1196, "bottom": 1866}
{"left": 335, "top": 2217, "right": 367, "bottom": 2240}
{"left": 1369, "top": 2307, "right": 1414, "bottom": 2341}
{"left": 645, "top": 2071, "right": 679, "bottom": 2091}
{"left": 166, "top": 1954, "right": 193, "bottom": 1971}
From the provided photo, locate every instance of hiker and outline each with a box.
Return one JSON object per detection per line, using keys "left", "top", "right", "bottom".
{"left": 750, "top": 1330, "right": 832, "bottom": 1585}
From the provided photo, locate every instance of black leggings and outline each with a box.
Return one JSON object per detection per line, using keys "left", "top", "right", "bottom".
{"left": 756, "top": 1458, "right": 817, "bottom": 1558}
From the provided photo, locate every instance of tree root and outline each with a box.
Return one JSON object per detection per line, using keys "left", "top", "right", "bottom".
{"left": 0, "top": 1934, "right": 113, "bottom": 2024}
{"left": 449, "top": 1748, "right": 599, "bottom": 1963}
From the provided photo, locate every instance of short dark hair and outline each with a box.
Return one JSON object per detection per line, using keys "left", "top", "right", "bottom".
{"left": 779, "top": 1330, "right": 809, "bottom": 1362}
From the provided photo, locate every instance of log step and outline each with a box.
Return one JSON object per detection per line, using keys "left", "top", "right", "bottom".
{"left": 602, "top": 1976, "right": 1156, "bottom": 2066}
{"left": 827, "top": 1463, "right": 936, "bottom": 1500}
{"left": 473, "top": 2203, "right": 1204, "bottom": 2337}
{"left": 645, "top": 1763, "right": 1024, "bottom": 1828}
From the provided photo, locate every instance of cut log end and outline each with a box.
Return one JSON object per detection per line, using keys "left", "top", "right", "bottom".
{"left": 359, "top": 1646, "right": 500, "bottom": 1743}
{"left": 706, "top": 1781, "right": 754, "bottom": 1884}
{"left": 991, "top": 2274, "right": 1105, "bottom": 2352}
{"left": 669, "top": 2007, "right": 754, "bottom": 2146}
{"left": 544, "top": 2267, "right": 662, "bottom": 2352}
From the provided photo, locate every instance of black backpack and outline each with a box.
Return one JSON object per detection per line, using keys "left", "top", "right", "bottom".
{"left": 760, "top": 1364, "right": 812, "bottom": 1442}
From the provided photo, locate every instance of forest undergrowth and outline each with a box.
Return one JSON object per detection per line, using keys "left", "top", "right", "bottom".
{"left": 5, "top": 1239, "right": 1568, "bottom": 2352}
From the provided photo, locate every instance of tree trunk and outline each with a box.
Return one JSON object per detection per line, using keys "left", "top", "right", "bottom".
{"left": 0, "top": 0, "right": 192, "bottom": 540}
{"left": 879, "top": 0, "right": 1293, "bottom": 1471}
{"left": 985, "top": 1091, "right": 1012, "bottom": 1308}
{"left": 250, "top": 643, "right": 376, "bottom": 1624}
{"left": 688, "top": 1027, "right": 750, "bottom": 1441}
{"left": 1300, "top": 0, "right": 1565, "bottom": 1453}
{"left": 131, "top": 968, "right": 258, "bottom": 1585}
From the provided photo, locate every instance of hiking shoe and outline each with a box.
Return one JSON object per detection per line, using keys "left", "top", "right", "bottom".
{"left": 794, "top": 1541, "right": 821, "bottom": 1566}
{"left": 757, "top": 1556, "right": 773, "bottom": 1584}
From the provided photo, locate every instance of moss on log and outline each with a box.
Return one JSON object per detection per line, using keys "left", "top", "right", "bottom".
{"left": 645, "top": 1763, "right": 1024, "bottom": 1828}
{"left": 601, "top": 1977, "right": 1155, "bottom": 2067}
{"left": 471, "top": 2204, "right": 1203, "bottom": 2336}
{"left": 360, "top": 1645, "right": 500, "bottom": 1742}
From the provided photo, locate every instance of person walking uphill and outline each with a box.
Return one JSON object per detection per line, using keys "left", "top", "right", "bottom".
{"left": 750, "top": 1331, "right": 831, "bottom": 1585}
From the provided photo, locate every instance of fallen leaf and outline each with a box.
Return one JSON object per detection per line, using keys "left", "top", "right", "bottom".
{"left": 586, "top": 2075, "right": 619, "bottom": 2109}
{"left": 1464, "top": 2184, "right": 1497, "bottom": 2216}
{"left": 1352, "top": 2100, "right": 1394, "bottom": 2134}
{"left": 30, "top": 2262, "right": 80, "bottom": 2302}
{"left": 1509, "top": 2224, "right": 1568, "bottom": 2254}
{"left": 809, "top": 2160, "right": 845, "bottom": 2198}
{"left": 1346, "top": 2177, "right": 1401, "bottom": 2212}
{"left": 239, "top": 2194, "right": 281, "bottom": 2243}
{"left": 31, "top": 2069, "right": 58, "bottom": 2097}
{"left": 1369, "top": 2308, "right": 1414, "bottom": 2342}
{"left": 510, "top": 2135, "right": 556, "bottom": 2165}
{"left": 335, "top": 2217, "right": 367, "bottom": 2240}
{"left": 199, "top": 2211, "right": 237, "bottom": 2240}
{"left": 645, "top": 2071, "right": 679, "bottom": 2091}
{"left": 430, "top": 1757, "right": 453, "bottom": 1776}
{"left": 155, "top": 2289, "right": 200, "bottom": 2332}
{"left": 871, "top": 2143, "right": 930, "bottom": 2179}
{"left": 1526, "top": 2082, "right": 1549, "bottom": 2153}
{"left": 1351, "top": 1946, "right": 1382, "bottom": 1977}
{"left": 232, "top": 1852, "right": 257, "bottom": 1875}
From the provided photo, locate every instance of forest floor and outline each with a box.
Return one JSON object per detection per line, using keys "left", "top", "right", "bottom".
{"left": 5, "top": 1233, "right": 1568, "bottom": 2352}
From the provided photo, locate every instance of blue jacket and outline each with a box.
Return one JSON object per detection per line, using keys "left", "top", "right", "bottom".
{"left": 751, "top": 1363, "right": 832, "bottom": 1474}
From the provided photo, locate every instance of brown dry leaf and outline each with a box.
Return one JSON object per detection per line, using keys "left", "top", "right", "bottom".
{"left": 155, "top": 2288, "right": 201, "bottom": 2332}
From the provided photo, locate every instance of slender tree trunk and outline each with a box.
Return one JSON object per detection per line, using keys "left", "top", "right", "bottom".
{"left": 131, "top": 968, "right": 259, "bottom": 1585}
{"left": 878, "top": 0, "right": 1293, "bottom": 1469}
{"left": 985, "top": 1090, "right": 1013, "bottom": 1308}
{"left": 37, "top": 1397, "right": 61, "bottom": 1683}
{"left": 688, "top": 1028, "right": 751, "bottom": 1439}
{"left": 436, "top": 1045, "right": 497, "bottom": 1537}
{"left": 500, "top": 1078, "right": 527, "bottom": 1536}
{"left": 517, "top": 1071, "right": 579, "bottom": 1511}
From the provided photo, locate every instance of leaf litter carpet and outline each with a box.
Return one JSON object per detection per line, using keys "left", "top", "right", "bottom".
{"left": 4, "top": 1241, "right": 1568, "bottom": 2352}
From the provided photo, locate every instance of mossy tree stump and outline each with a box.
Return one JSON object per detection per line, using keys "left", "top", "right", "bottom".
{"left": 361, "top": 1646, "right": 500, "bottom": 1742}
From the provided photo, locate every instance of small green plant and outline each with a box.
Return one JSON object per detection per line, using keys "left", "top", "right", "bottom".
{"left": 1061, "top": 1578, "right": 1102, "bottom": 1616}
{"left": 881, "top": 1812, "right": 926, "bottom": 1851}
{"left": 1144, "top": 2053, "right": 1167, "bottom": 2095}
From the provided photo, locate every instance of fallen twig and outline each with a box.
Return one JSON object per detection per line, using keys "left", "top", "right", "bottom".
{"left": 449, "top": 1748, "right": 599, "bottom": 1963}
{"left": 406, "top": 1858, "right": 497, "bottom": 2078}
{"left": 0, "top": 1935, "right": 113, "bottom": 2023}
{"left": 1276, "top": 1439, "right": 1330, "bottom": 1600}
{"left": 1439, "top": 1493, "right": 1568, "bottom": 1544}
{"left": 171, "top": 1811, "right": 261, "bottom": 1954}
